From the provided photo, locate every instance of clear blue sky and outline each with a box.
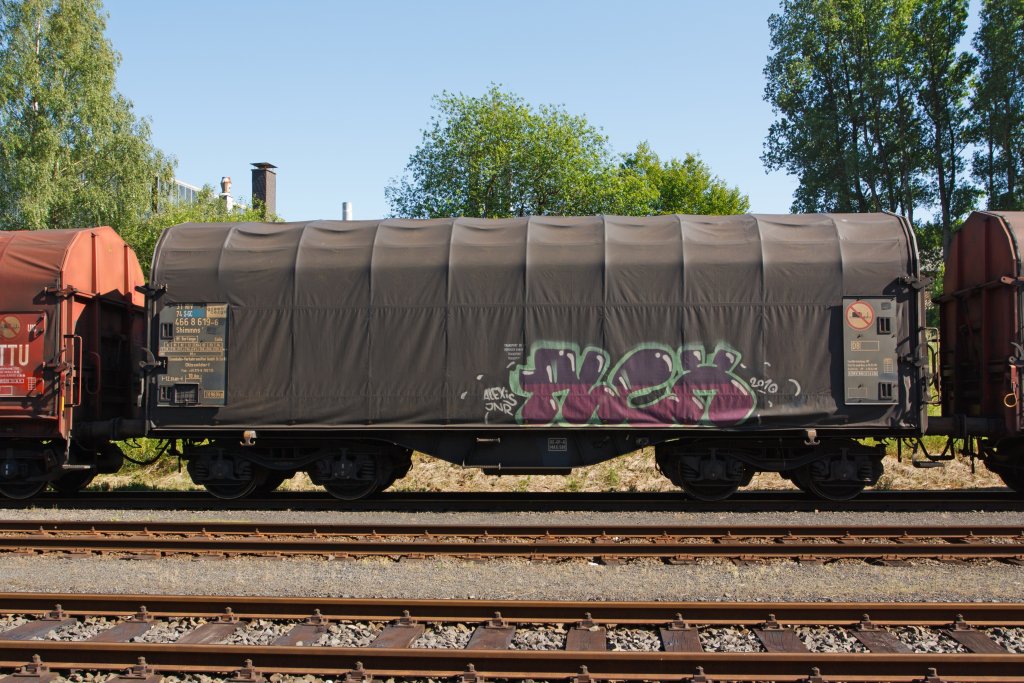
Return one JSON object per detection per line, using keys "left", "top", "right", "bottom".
{"left": 101, "top": 0, "right": 978, "bottom": 221}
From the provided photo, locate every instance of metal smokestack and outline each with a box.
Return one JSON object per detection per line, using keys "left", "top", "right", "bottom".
{"left": 250, "top": 162, "right": 277, "bottom": 217}
{"left": 342, "top": 202, "right": 353, "bottom": 221}
{"left": 220, "top": 176, "right": 234, "bottom": 211}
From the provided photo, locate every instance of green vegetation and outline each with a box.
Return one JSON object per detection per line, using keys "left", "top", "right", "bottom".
{"left": 763, "top": 0, "right": 983, "bottom": 267}
{"left": 386, "top": 84, "right": 748, "bottom": 219}
{"left": 0, "top": 0, "right": 172, "bottom": 234}
{"left": 763, "top": 0, "right": 1024, "bottom": 278}
{"left": 0, "top": 1, "right": 279, "bottom": 276}
{"left": 971, "top": 0, "right": 1024, "bottom": 211}
{"left": 124, "top": 186, "right": 276, "bottom": 274}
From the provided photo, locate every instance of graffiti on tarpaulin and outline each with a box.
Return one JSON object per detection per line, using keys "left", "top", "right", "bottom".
{"left": 483, "top": 385, "right": 518, "bottom": 417}
{"left": 508, "top": 342, "right": 757, "bottom": 427}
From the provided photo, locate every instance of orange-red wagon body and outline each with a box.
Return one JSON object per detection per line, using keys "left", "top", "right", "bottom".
{"left": 0, "top": 227, "right": 144, "bottom": 496}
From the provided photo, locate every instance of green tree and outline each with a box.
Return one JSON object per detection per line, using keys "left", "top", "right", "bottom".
{"left": 0, "top": 0, "right": 171, "bottom": 232}
{"left": 970, "top": 0, "right": 1024, "bottom": 210}
{"left": 387, "top": 86, "right": 612, "bottom": 218}
{"left": 763, "top": 0, "right": 929, "bottom": 222}
{"left": 387, "top": 85, "right": 748, "bottom": 218}
{"left": 124, "top": 186, "right": 275, "bottom": 275}
{"left": 910, "top": 0, "right": 978, "bottom": 260}
{"left": 619, "top": 142, "right": 749, "bottom": 215}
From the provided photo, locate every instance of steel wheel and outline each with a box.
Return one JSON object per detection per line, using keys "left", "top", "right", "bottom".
{"left": 201, "top": 469, "right": 266, "bottom": 500}
{"left": 680, "top": 480, "right": 740, "bottom": 502}
{"left": 324, "top": 479, "right": 379, "bottom": 501}
{"left": 0, "top": 480, "right": 47, "bottom": 500}
{"left": 255, "top": 471, "right": 291, "bottom": 495}
{"left": 203, "top": 480, "right": 261, "bottom": 500}
{"left": 50, "top": 470, "right": 95, "bottom": 495}
{"left": 188, "top": 456, "right": 267, "bottom": 500}
{"left": 793, "top": 468, "right": 865, "bottom": 501}
{"left": 997, "top": 470, "right": 1024, "bottom": 493}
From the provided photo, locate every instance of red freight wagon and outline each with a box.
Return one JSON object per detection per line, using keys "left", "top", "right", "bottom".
{"left": 0, "top": 227, "right": 144, "bottom": 498}
{"left": 941, "top": 211, "right": 1024, "bottom": 490}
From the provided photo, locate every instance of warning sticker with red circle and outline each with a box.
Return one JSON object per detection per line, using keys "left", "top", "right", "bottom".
{"left": 845, "top": 300, "right": 875, "bottom": 331}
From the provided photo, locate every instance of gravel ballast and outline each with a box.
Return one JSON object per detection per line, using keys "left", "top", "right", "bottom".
{"left": 795, "top": 625, "right": 866, "bottom": 652}
{"left": 510, "top": 624, "right": 566, "bottom": 650}
{"left": 699, "top": 626, "right": 766, "bottom": 652}
{"left": 0, "top": 508, "right": 1021, "bottom": 608}
{"left": 313, "top": 621, "right": 383, "bottom": 647}
{"left": 0, "top": 554, "right": 1022, "bottom": 602}
{"left": 0, "top": 506, "right": 1021, "bottom": 528}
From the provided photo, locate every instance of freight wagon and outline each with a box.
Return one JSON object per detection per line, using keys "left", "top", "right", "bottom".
{"left": 0, "top": 211, "right": 1020, "bottom": 501}
{"left": 0, "top": 227, "right": 145, "bottom": 498}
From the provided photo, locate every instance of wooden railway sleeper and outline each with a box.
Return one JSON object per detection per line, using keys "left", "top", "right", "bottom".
{"left": 659, "top": 614, "right": 703, "bottom": 652}
{"left": 466, "top": 612, "right": 514, "bottom": 650}
{"left": 753, "top": 613, "right": 808, "bottom": 653}
{"left": 942, "top": 613, "right": 1008, "bottom": 653}
{"left": 851, "top": 613, "right": 913, "bottom": 653}
{"left": 0, "top": 606, "right": 74, "bottom": 642}
{"left": 566, "top": 612, "right": 607, "bottom": 651}
{"left": 368, "top": 610, "right": 423, "bottom": 648}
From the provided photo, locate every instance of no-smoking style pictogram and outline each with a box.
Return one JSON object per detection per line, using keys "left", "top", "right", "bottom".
{"left": 845, "top": 300, "right": 875, "bottom": 330}
{"left": 0, "top": 317, "right": 21, "bottom": 340}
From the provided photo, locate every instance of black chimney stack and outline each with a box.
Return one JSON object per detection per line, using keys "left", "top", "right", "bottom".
{"left": 251, "top": 162, "right": 277, "bottom": 218}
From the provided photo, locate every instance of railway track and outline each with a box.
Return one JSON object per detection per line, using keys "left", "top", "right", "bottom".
{"left": 2, "top": 489, "right": 1021, "bottom": 512}
{"left": 0, "top": 593, "right": 1020, "bottom": 681}
{"left": 2, "top": 520, "right": 1023, "bottom": 564}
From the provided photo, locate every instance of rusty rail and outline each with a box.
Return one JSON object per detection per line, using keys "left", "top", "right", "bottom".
{"left": 1, "top": 521, "right": 1022, "bottom": 563}
{"left": 0, "top": 593, "right": 1023, "bottom": 624}
{"left": 2, "top": 489, "right": 1021, "bottom": 513}
{"left": 0, "top": 595, "right": 1021, "bottom": 681}
{"left": 0, "top": 643, "right": 1019, "bottom": 681}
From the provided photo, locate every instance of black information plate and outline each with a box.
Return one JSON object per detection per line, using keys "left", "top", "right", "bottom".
{"left": 156, "top": 303, "right": 228, "bottom": 407}
{"left": 843, "top": 296, "right": 898, "bottom": 405}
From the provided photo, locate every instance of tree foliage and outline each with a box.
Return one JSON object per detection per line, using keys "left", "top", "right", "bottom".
{"left": 763, "top": 0, "right": 976, "bottom": 263}
{"left": 910, "top": 0, "right": 978, "bottom": 257}
{"left": 124, "top": 186, "right": 274, "bottom": 275}
{"left": 620, "top": 142, "right": 749, "bottom": 215}
{"left": 387, "top": 85, "right": 748, "bottom": 219}
{"left": 0, "top": 0, "right": 172, "bottom": 232}
{"left": 971, "top": 0, "right": 1024, "bottom": 210}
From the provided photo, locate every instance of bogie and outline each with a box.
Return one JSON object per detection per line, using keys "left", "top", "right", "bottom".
{"left": 655, "top": 438, "right": 885, "bottom": 502}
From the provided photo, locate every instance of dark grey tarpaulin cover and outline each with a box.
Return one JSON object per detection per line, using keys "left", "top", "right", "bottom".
{"left": 149, "top": 214, "right": 920, "bottom": 431}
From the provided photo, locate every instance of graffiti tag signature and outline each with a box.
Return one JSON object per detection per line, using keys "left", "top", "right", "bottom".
{"left": 483, "top": 386, "right": 518, "bottom": 418}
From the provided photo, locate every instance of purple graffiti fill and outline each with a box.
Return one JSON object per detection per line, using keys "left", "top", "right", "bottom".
{"left": 672, "top": 347, "right": 757, "bottom": 424}
{"left": 512, "top": 343, "right": 755, "bottom": 427}
{"left": 515, "top": 346, "right": 607, "bottom": 424}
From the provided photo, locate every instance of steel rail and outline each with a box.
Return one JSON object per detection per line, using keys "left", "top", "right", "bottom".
{"left": 0, "top": 641, "right": 1020, "bottom": 681}
{"left": 3, "top": 520, "right": 1023, "bottom": 538}
{"left": 1, "top": 595, "right": 1022, "bottom": 681}
{"left": 1, "top": 593, "right": 1022, "bottom": 625}
{"left": 0, "top": 522, "right": 1022, "bottom": 561}
{"left": 2, "top": 489, "right": 1021, "bottom": 512}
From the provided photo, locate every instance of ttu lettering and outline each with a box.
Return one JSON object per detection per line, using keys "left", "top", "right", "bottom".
{"left": 0, "top": 345, "right": 30, "bottom": 367}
